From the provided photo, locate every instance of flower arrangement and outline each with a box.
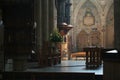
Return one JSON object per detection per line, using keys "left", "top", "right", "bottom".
{"left": 49, "top": 27, "right": 63, "bottom": 42}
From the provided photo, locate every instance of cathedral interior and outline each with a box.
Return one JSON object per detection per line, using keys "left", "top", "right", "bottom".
{"left": 0, "top": 0, "right": 120, "bottom": 80}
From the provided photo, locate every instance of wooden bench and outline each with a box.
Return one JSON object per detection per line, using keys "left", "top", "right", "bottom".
{"left": 71, "top": 52, "right": 86, "bottom": 60}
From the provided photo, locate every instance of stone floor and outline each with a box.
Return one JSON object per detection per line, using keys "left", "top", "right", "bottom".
{"left": 26, "top": 60, "right": 103, "bottom": 75}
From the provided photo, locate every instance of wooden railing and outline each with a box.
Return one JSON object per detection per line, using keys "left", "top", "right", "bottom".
{"left": 84, "top": 47, "right": 102, "bottom": 69}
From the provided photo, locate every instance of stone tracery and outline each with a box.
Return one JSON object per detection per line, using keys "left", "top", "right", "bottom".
{"left": 69, "top": 0, "right": 114, "bottom": 52}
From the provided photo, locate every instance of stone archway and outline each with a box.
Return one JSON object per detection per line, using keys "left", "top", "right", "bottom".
{"left": 71, "top": 0, "right": 101, "bottom": 25}
{"left": 69, "top": 0, "right": 114, "bottom": 50}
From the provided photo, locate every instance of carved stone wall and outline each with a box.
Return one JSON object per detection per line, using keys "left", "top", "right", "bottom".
{"left": 106, "top": 4, "right": 114, "bottom": 48}
{"left": 69, "top": 0, "right": 114, "bottom": 52}
{"left": 76, "top": 30, "right": 88, "bottom": 51}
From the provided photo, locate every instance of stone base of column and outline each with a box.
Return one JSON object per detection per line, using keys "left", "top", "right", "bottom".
{"left": 13, "top": 56, "right": 28, "bottom": 71}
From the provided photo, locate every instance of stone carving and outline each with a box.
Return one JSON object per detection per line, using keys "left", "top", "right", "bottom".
{"left": 83, "top": 8, "right": 95, "bottom": 26}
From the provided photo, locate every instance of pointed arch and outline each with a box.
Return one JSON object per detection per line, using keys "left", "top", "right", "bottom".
{"left": 76, "top": 30, "right": 88, "bottom": 51}
{"left": 71, "top": 0, "right": 101, "bottom": 25}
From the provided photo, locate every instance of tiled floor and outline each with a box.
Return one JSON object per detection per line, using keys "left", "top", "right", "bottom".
{"left": 26, "top": 60, "right": 103, "bottom": 75}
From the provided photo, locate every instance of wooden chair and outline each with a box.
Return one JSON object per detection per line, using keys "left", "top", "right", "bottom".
{"left": 84, "top": 47, "right": 102, "bottom": 69}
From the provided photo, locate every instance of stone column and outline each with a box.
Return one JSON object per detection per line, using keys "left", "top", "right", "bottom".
{"left": 34, "top": 0, "right": 42, "bottom": 50}
{"left": 65, "top": 0, "right": 71, "bottom": 24}
{"left": 39, "top": 0, "right": 50, "bottom": 67}
{"left": 34, "top": 0, "right": 51, "bottom": 67}
{"left": 49, "top": 0, "right": 55, "bottom": 34}
{"left": 42, "top": 0, "right": 49, "bottom": 42}
{"left": 57, "top": 0, "right": 66, "bottom": 27}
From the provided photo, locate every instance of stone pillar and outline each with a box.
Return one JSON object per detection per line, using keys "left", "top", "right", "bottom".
{"left": 65, "top": 0, "right": 71, "bottom": 24}
{"left": 57, "top": 0, "right": 66, "bottom": 26}
{"left": 39, "top": 0, "right": 50, "bottom": 67}
{"left": 34, "top": 0, "right": 42, "bottom": 50}
{"left": 114, "top": 0, "right": 120, "bottom": 50}
{"left": 49, "top": 0, "right": 55, "bottom": 34}
{"left": 42, "top": 0, "right": 49, "bottom": 42}
{"left": 54, "top": 1, "right": 58, "bottom": 28}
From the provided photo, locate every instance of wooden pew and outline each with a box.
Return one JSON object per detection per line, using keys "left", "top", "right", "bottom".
{"left": 71, "top": 52, "right": 86, "bottom": 60}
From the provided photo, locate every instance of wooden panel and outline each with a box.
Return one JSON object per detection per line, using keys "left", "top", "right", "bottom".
{"left": 3, "top": 72, "right": 95, "bottom": 80}
{"left": 104, "top": 62, "right": 120, "bottom": 80}
{"left": 103, "top": 48, "right": 120, "bottom": 80}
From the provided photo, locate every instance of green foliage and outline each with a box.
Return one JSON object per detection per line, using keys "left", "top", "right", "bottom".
{"left": 49, "top": 28, "right": 63, "bottom": 42}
